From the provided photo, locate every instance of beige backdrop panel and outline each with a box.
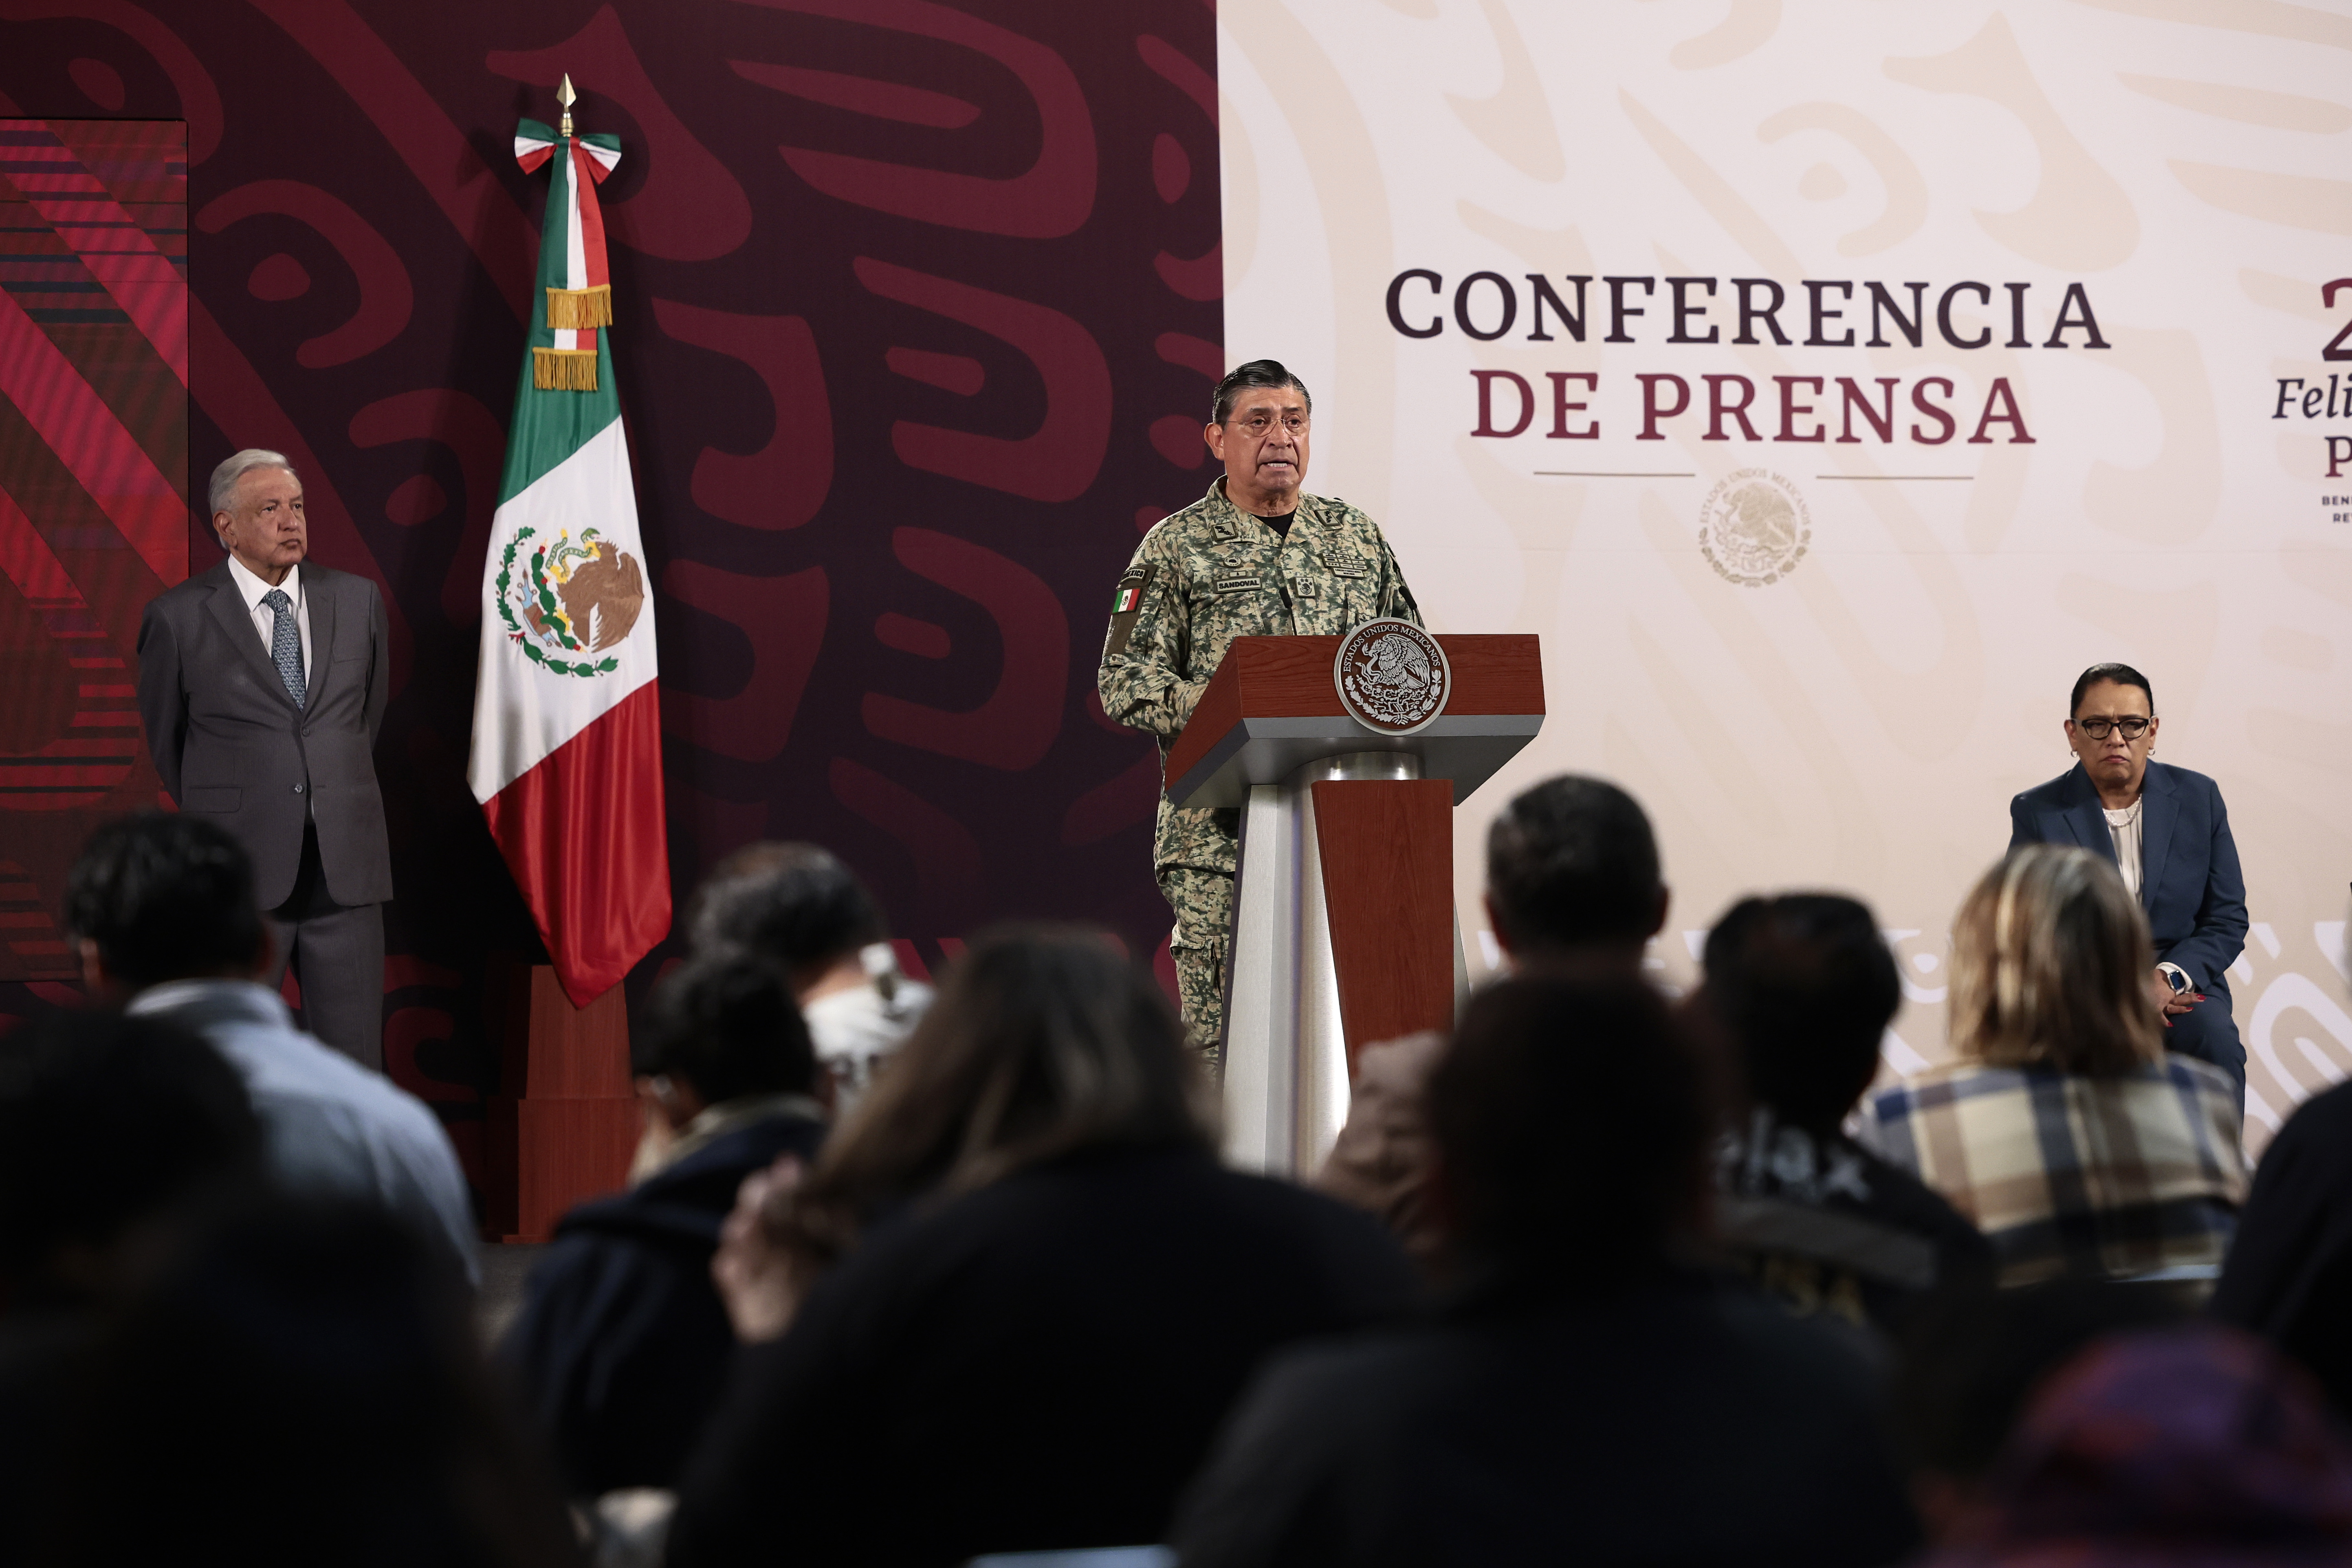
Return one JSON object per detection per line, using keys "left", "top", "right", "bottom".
{"left": 1220, "top": 1, "right": 2352, "bottom": 1148}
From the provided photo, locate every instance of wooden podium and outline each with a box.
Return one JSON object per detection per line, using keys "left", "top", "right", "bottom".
{"left": 1163, "top": 634, "right": 1544, "bottom": 1175}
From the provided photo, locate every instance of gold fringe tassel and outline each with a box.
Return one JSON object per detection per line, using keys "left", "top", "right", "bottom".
{"left": 532, "top": 346, "right": 600, "bottom": 391}
{"left": 544, "top": 284, "right": 613, "bottom": 330}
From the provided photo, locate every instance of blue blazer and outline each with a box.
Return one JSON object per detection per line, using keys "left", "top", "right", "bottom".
{"left": 2007, "top": 760, "right": 2248, "bottom": 996}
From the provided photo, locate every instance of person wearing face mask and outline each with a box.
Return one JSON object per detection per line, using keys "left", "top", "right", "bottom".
{"left": 2007, "top": 663, "right": 2248, "bottom": 1102}
{"left": 1096, "top": 360, "right": 1424, "bottom": 1067}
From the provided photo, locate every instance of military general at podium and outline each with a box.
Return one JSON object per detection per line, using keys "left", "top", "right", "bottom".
{"left": 1096, "top": 361, "right": 1424, "bottom": 1064}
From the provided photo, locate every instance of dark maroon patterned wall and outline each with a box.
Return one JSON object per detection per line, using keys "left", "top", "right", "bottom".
{"left": 0, "top": 1, "right": 1219, "bottom": 1181}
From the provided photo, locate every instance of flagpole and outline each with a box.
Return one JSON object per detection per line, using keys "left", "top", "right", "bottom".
{"left": 557, "top": 73, "right": 575, "bottom": 139}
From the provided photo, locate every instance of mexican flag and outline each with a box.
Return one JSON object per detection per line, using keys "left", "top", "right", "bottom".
{"left": 467, "top": 113, "right": 669, "bottom": 1007}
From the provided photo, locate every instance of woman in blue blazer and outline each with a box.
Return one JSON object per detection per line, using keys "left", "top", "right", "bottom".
{"left": 2008, "top": 663, "right": 2248, "bottom": 1099}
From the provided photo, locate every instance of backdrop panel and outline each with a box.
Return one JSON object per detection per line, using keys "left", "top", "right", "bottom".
{"left": 0, "top": 117, "right": 183, "bottom": 990}
{"left": 1220, "top": 2, "right": 2352, "bottom": 1146}
{"left": 0, "top": 2, "right": 1220, "bottom": 1198}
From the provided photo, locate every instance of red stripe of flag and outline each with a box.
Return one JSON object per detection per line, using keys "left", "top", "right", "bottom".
{"left": 482, "top": 680, "right": 670, "bottom": 1007}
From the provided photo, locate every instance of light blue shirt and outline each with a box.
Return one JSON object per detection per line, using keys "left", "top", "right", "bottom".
{"left": 129, "top": 979, "right": 479, "bottom": 1286}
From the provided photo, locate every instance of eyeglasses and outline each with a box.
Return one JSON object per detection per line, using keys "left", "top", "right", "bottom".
{"left": 2074, "top": 717, "right": 2151, "bottom": 740}
{"left": 1228, "top": 412, "right": 1308, "bottom": 436}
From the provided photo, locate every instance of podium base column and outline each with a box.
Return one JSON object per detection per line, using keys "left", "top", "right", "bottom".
{"left": 482, "top": 959, "right": 639, "bottom": 1243}
{"left": 1221, "top": 752, "right": 1421, "bottom": 1176}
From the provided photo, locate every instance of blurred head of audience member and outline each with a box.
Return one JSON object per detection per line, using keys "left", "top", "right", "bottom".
{"left": 1698, "top": 894, "right": 1993, "bottom": 1332}
{"left": 718, "top": 926, "right": 1210, "bottom": 1337}
{"left": 1483, "top": 775, "right": 1667, "bottom": 970}
{"left": 1703, "top": 894, "right": 1898, "bottom": 1136}
{"left": 1892, "top": 1280, "right": 2189, "bottom": 1538}
{"left": 1428, "top": 972, "right": 1712, "bottom": 1288}
{"left": 64, "top": 811, "right": 267, "bottom": 1002}
{"left": 677, "top": 927, "right": 1412, "bottom": 1566}
{"left": 686, "top": 841, "right": 885, "bottom": 987}
{"left": 498, "top": 949, "right": 835, "bottom": 1497}
{"left": 1947, "top": 843, "right": 2161, "bottom": 1075}
{"left": 1174, "top": 972, "right": 1922, "bottom": 1568}
{"left": 1911, "top": 1321, "right": 2352, "bottom": 1565}
{"left": 61, "top": 812, "right": 483, "bottom": 1287}
{"left": 0, "top": 1012, "right": 262, "bottom": 1562}
{"left": 685, "top": 841, "right": 929, "bottom": 1106}
{"left": 1861, "top": 847, "right": 2243, "bottom": 1289}
{"left": 1316, "top": 774, "right": 1670, "bottom": 1266}
{"left": 34, "top": 1199, "right": 576, "bottom": 1568}
{"left": 0, "top": 1009, "right": 259, "bottom": 1313}
{"left": 2211, "top": 1078, "right": 2352, "bottom": 1422}
{"left": 629, "top": 948, "right": 824, "bottom": 1180}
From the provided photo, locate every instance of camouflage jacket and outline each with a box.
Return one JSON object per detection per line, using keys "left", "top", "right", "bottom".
{"left": 1098, "top": 478, "right": 1422, "bottom": 874}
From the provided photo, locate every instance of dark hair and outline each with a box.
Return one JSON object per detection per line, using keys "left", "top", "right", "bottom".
{"left": 1427, "top": 973, "right": 1713, "bottom": 1279}
{"left": 2068, "top": 662, "right": 2154, "bottom": 717}
{"left": 1211, "top": 358, "right": 1312, "bottom": 425}
{"left": 686, "top": 842, "right": 887, "bottom": 978}
{"left": 1890, "top": 1280, "right": 2187, "bottom": 1481}
{"left": 634, "top": 949, "right": 820, "bottom": 1105}
{"left": 1485, "top": 776, "right": 1663, "bottom": 953}
{"left": 63, "top": 812, "right": 264, "bottom": 991}
{"left": 779, "top": 926, "right": 1209, "bottom": 1267}
{"left": 35, "top": 1199, "right": 576, "bottom": 1567}
{"left": 1700, "top": 894, "right": 1900, "bottom": 1135}
{"left": 0, "top": 1010, "right": 260, "bottom": 1281}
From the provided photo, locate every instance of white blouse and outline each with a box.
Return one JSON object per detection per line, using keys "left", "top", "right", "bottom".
{"left": 2103, "top": 796, "right": 2144, "bottom": 897}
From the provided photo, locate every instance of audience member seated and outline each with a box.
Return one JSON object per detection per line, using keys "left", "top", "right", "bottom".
{"left": 0, "top": 1009, "right": 263, "bottom": 1560}
{"left": 2211, "top": 1078, "right": 2352, "bottom": 1420}
{"left": 1317, "top": 774, "right": 1669, "bottom": 1264}
{"left": 1889, "top": 1279, "right": 2189, "bottom": 1539}
{"left": 64, "top": 812, "right": 480, "bottom": 1284}
{"left": 686, "top": 841, "right": 930, "bottom": 1111}
{"left": 502, "top": 950, "right": 829, "bottom": 1495}
{"left": 1174, "top": 974, "right": 1921, "bottom": 1568}
{"left": 1861, "top": 845, "right": 2244, "bottom": 1289}
{"left": 28, "top": 1197, "right": 576, "bottom": 1568}
{"left": 1910, "top": 1324, "right": 2352, "bottom": 1565}
{"left": 666, "top": 927, "right": 1417, "bottom": 1568}
{"left": 0, "top": 1009, "right": 262, "bottom": 1317}
{"left": 1699, "top": 894, "right": 1994, "bottom": 1333}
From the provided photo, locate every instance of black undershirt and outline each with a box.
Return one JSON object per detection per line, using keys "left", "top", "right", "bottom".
{"left": 1254, "top": 510, "right": 1295, "bottom": 540}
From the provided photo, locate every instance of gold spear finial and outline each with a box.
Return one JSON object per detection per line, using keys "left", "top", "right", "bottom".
{"left": 557, "top": 73, "right": 576, "bottom": 139}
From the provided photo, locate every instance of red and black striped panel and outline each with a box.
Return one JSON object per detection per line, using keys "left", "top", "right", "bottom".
{"left": 0, "top": 118, "right": 184, "bottom": 978}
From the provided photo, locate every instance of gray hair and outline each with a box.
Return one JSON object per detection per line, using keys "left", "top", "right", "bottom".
{"left": 208, "top": 449, "right": 297, "bottom": 522}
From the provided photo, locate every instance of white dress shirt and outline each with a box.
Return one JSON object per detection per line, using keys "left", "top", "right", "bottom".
{"left": 224, "top": 553, "right": 311, "bottom": 684}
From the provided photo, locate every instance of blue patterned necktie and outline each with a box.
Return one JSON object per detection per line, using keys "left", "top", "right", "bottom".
{"left": 262, "top": 586, "right": 305, "bottom": 708}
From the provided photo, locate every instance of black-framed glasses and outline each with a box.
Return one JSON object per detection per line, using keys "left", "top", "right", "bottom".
{"left": 2074, "top": 716, "right": 2150, "bottom": 740}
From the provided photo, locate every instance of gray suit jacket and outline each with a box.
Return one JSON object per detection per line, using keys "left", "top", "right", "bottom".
{"left": 137, "top": 559, "right": 393, "bottom": 909}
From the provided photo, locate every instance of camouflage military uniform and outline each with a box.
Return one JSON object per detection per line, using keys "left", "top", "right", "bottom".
{"left": 1097, "top": 477, "right": 1423, "bottom": 1064}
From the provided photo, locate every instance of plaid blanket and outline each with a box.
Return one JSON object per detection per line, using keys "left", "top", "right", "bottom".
{"left": 1859, "top": 1057, "right": 2246, "bottom": 1288}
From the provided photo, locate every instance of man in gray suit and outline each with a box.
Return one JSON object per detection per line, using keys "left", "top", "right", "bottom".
{"left": 137, "top": 450, "right": 394, "bottom": 1068}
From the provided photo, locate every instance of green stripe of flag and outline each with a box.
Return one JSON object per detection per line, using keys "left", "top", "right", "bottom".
{"left": 497, "top": 126, "right": 619, "bottom": 507}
